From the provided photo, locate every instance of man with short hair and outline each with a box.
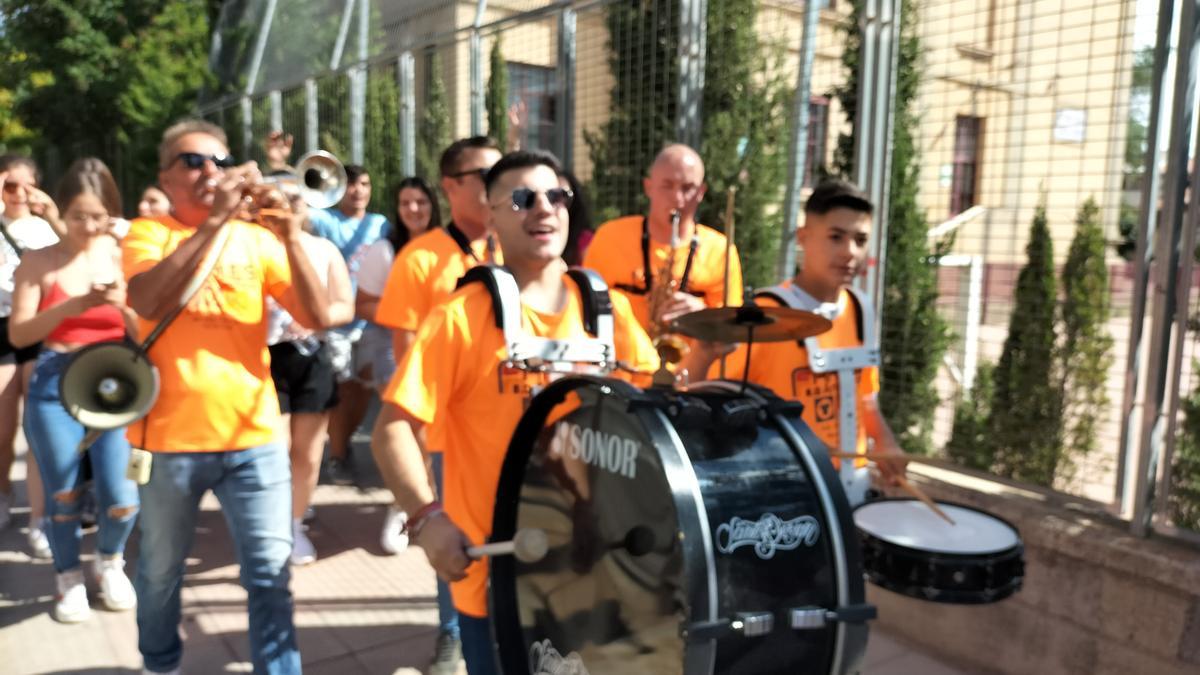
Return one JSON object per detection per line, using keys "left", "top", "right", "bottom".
{"left": 370, "top": 135, "right": 502, "bottom": 673}
{"left": 373, "top": 149, "right": 679, "bottom": 675}
{"left": 584, "top": 143, "right": 743, "bottom": 336}
{"left": 123, "top": 118, "right": 332, "bottom": 675}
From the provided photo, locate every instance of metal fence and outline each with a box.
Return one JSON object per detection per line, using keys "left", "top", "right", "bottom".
{"left": 197, "top": 0, "right": 1199, "bottom": 544}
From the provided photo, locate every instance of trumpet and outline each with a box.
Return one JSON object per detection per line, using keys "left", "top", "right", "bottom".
{"left": 647, "top": 210, "right": 691, "bottom": 365}
{"left": 238, "top": 150, "right": 348, "bottom": 222}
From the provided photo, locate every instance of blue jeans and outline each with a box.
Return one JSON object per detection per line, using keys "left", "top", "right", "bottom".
{"left": 459, "top": 613, "right": 498, "bottom": 675}
{"left": 430, "top": 452, "right": 460, "bottom": 639}
{"left": 135, "top": 443, "right": 299, "bottom": 675}
{"left": 25, "top": 349, "right": 138, "bottom": 573}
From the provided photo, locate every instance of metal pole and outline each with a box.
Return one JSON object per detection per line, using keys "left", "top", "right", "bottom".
{"left": 330, "top": 0, "right": 357, "bottom": 70}
{"left": 399, "top": 52, "right": 416, "bottom": 177}
{"left": 304, "top": 78, "right": 319, "bottom": 154}
{"left": 240, "top": 96, "right": 253, "bottom": 160}
{"left": 777, "top": 0, "right": 822, "bottom": 280}
{"left": 862, "top": 0, "right": 901, "bottom": 335}
{"left": 244, "top": 0, "right": 279, "bottom": 95}
{"left": 1129, "top": 0, "right": 1198, "bottom": 536}
{"left": 1115, "top": 0, "right": 1185, "bottom": 517}
{"left": 349, "top": 0, "right": 369, "bottom": 164}
{"left": 557, "top": 8, "right": 577, "bottom": 169}
{"left": 676, "top": 0, "right": 708, "bottom": 147}
{"left": 470, "top": 0, "right": 489, "bottom": 136}
{"left": 268, "top": 90, "right": 282, "bottom": 132}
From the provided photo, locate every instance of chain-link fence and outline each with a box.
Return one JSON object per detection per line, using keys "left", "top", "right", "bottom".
{"left": 199, "top": 0, "right": 1198, "bottom": 542}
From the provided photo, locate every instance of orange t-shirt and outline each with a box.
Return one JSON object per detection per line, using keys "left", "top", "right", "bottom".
{"left": 583, "top": 215, "right": 743, "bottom": 331}
{"left": 715, "top": 288, "right": 879, "bottom": 461}
{"left": 374, "top": 225, "right": 499, "bottom": 332}
{"left": 384, "top": 277, "right": 658, "bottom": 617}
{"left": 121, "top": 215, "right": 292, "bottom": 452}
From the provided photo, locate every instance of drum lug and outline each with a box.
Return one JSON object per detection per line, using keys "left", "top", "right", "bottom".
{"left": 684, "top": 612, "right": 775, "bottom": 641}
{"left": 789, "top": 603, "right": 877, "bottom": 630}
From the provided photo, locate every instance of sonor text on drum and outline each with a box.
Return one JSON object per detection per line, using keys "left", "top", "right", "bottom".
{"left": 548, "top": 422, "right": 639, "bottom": 479}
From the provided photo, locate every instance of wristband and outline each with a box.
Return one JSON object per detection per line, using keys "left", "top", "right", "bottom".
{"left": 403, "top": 500, "right": 444, "bottom": 537}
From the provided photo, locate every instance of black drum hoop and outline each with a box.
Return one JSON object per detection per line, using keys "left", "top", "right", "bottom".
{"left": 853, "top": 498, "right": 1025, "bottom": 604}
{"left": 490, "top": 375, "right": 720, "bottom": 675}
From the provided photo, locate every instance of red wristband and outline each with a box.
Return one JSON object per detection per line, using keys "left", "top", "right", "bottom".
{"left": 403, "top": 500, "right": 444, "bottom": 537}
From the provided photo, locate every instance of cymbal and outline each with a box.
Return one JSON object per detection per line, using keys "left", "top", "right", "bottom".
{"left": 668, "top": 305, "right": 832, "bottom": 343}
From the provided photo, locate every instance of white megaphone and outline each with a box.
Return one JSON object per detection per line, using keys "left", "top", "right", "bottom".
{"left": 59, "top": 341, "right": 160, "bottom": 431}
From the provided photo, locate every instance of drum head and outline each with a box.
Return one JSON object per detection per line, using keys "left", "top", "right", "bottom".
{"left": 854, "top": 500, "right": 1020, "bottom": 555}
{"left": 492, "top": 378, "right": 691, "bottom": 674}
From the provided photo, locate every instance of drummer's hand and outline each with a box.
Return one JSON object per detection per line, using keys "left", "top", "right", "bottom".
{"left": 414, "top": 512, "right": 472, "bottom": 582}
{"left": 873, "top": 438, "right": 908, "bottom": 487}
{"left": 659, "top": 291, "right": 707, "bottom": 324}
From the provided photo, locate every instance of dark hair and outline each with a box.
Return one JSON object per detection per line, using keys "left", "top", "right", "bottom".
{"left": 560, "top": 171, "right": 593, "bottom": 266}
{"left": 389, "top": 176, "right": 442, "bottom": 252}
{"left": 439, "top": 136, "right": 501, "bottom": 178}
{"left": 804, "top": 179, "right": 873, "bottom": 216}
{"left": 483, "top": 150, "right": 563, "bottom": 196}
{"left": 55, "top": 157, "right": 123, "bottom": 217}
{"left": 344, "top": 164, "right": 369, "bottom": 184}
{"left": 0, "top": 154, "right": 40, "bottom": 184}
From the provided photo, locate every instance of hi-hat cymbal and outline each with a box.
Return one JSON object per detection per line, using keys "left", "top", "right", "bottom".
{"left": 669, "top": 305, "right": 832, "bottom": 343}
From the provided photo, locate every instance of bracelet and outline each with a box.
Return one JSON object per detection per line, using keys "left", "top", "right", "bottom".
{"left": 403, "top": 500, "right": 444, "bottom": 537}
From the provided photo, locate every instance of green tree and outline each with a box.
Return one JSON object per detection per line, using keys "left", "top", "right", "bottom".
{"left": 1171, "top": 362, "right": 1200, "bottom": 529}
{"left": 945, "top": 362, "right": 995, "bottom": 471}
{"left": 417, "top": 50, "right": 451, "bottom": 206}
{"left": 832, "top": 0, "right": 950, "bottom": 455}
{"left": 988, "top": 202, "right": 1063, "bottom": 485}
{"left": 486, "top": 36, "right": 509, "bottom": 150}
{"left": 1117, "top": 46, "right": 1155, "bottom": 260}
{"left": 1058, "top": 198, "right": 1113, "bottom": 475}
{"left": 585, "top": 0, "right": 678, "bottom": 223}
{"left": 696, "top": 0, "right": 790, "bottom": 289}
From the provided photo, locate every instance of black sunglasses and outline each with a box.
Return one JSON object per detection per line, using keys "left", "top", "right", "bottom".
{"left": 171, "top": 152, "right": 236, "bottom": 170}
{"left": 448, "top": 167, "right": 490, "bottom": 182}
{"left": 501, "top": 187, "right": 574, "bottom": 211}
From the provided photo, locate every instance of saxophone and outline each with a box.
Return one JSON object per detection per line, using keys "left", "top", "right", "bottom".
{"left": 647, "top": 210, "right": 691, "bottom": 365}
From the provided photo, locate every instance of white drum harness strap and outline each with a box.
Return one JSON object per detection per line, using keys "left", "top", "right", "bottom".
{"left": 456, "top": 265, "right": 617, "bottom": 376}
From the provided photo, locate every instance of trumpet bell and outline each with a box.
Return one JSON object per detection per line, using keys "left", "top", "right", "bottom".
{"left": 294, "top": 150, "right": 347, "bottom": 210}
{"left": 59, "top": 342, "right": 160, "bottom": 431}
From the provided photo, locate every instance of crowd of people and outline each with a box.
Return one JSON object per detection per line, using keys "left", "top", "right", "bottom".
{"left": 0, "top": 116, "right": 905, "bottom": 675}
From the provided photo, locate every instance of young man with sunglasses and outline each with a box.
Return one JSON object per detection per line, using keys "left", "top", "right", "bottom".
{"left": 584, "top": 143, "right": 743, "bottom": 333}
{"left": 370, "top": 136, "right": 501, "bottom": 674}
{"left": 121, "top": 119, "right": 332, "bottom": 675}
{"left": 373, "top": 149, "right": 680, "bottom": 675}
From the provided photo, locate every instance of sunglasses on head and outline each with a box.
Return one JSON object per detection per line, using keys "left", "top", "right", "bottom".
{"left": 172, "top": 152, "right": 236, "bottom": 170}
{"left": 503, "top": 187, "right": 574, "bottom": 211}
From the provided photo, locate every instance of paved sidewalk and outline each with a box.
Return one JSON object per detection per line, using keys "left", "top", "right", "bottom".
{"left": 0, "top": 436, "right": 971, "bottom": 674}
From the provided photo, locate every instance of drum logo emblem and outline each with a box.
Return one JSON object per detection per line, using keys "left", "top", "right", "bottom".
{"left": 715, "top": 514, "right": 821, "bottom": 559}
{"left": 529, "top": 639, "right": 589, "bottom": 675}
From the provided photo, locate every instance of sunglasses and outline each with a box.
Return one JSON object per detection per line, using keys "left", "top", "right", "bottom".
{"left": 448, "top": 167, "right": 490, "bottom": 182}
{"left": 501, "top": 187, "right": 574, "bottom": 212}
{"left": 2, "top": 181, "right": 31, "bottom": 194}
{"left": 171, "top": 152, "right": 237, "bottom": 170}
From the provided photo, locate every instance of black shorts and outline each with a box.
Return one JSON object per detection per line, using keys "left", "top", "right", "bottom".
{"left": 0, "top": 316, "right": 41, "bottom": 365}
{"left": 269, "top": 340, "right": 339, "bottom": 414}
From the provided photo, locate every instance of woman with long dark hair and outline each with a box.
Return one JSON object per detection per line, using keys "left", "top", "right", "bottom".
{"left": 8, "top": 158, "right": 139, "bottom": 622}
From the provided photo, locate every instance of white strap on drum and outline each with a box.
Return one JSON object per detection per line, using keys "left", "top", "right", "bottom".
{"left": 759, "top": 284, "right": 880, "bottom": 499}
{"left": 481, "top": 265, "right": 616, "bottom": 374}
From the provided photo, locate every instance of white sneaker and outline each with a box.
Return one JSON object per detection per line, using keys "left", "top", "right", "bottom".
{"left": 379, "top": 506, "right": 409, "bottom": 555}
{"left": 28, "top": 521, "right": 52, "bottom": 559}
{"left": 54, "top": 568, "right": 92, "bottom": 623}
{"left": 290, "top": 519, "right": 316, "bottom": 566}
{"left": 94, "top": 554, "right": 137, "bottom": 611}
{"left": 0, "top": 490, "right": 11, "bottom": 530}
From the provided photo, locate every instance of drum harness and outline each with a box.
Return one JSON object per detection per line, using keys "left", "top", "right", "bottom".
{"left": 455, "top": 265, "right": 617, "bottom": 399}
{"left": 755, "top": 283, "right": 880, "bottom": 505}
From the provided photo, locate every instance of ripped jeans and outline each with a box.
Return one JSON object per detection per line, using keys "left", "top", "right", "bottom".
{"left": 24, "top": 348, "right": 139, "bottom": 573}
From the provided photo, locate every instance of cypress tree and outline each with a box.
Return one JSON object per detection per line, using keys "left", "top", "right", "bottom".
{"left": 417, "top": 50, "right": 451, "bottom": 188}
{"left": 696, "top": 0, "right": 790, "bottom": 289}
{"left": 832, "top": 0, "right": 950, "bottom": 455}
{"left": 486, "top": 36, "right": 509, "bottom": 149}
{"left": 1059, "top": 197, "right": 1113, "bottom": 474}
{"left": 945, "top": 362, "right": 995, "bottom": 470}
{"left": 584, "top": 0, "right": 678, "bottom": 223}
{"left": 1171, "top": 362, "right": 1200, "bottom": 529}
{"left": 988, "top": 202, "right": 1063, "bottom": 485}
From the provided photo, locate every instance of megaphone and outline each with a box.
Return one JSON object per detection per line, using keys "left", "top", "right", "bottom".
{"left": 59, "top": 341, "right": 159, "bottom": 431}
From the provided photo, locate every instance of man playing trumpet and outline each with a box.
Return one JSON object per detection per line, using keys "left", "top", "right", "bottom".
{"left": 121, "top": 119, "right": 333, "bottom": 675}
{"left": 584, "top": 143, "right": 742, "bottom": 365}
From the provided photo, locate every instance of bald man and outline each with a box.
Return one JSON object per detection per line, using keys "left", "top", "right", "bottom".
{"left": 584, "top": 143, "right": 743, "bottom": 337}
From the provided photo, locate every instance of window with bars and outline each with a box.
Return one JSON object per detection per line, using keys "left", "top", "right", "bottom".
{"left": 805, "top": 97, "right": 829, "bottom": 187}
{"left": 950, "top": 115, "right": 983, "bottom": 215}
{"left": 508, "top": 62, "right": 558, "bottom": 155}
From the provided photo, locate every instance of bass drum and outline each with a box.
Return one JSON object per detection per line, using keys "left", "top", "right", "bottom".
{"left": 490, "top": 376, "right": 872, "bottom": 675}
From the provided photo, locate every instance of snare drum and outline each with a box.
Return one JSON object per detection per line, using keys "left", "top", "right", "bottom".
{"left": 490, "top": 376, "right": 873, "bottom": 675}
{"left": 853, "top": 499, "right": 1024, "bottom": 604}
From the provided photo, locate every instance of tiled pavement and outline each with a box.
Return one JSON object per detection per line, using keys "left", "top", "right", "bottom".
{"left": 0, "top": 434, "right": 973, "bottom": 675}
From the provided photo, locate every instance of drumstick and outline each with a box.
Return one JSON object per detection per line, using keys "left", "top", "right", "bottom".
{"left": 467, "top": 528, "right": 549, "bottom": 563}
{"left": 829, "top": 451, "right": 955, "bottom": 524}
{"left": 894, "top": 474, "right": 956, "bottom": 526}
